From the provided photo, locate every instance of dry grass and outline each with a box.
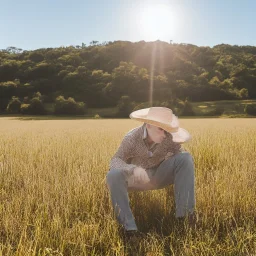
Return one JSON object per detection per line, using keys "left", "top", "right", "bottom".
{"left": 0, "top": 117, "right": 255, "bottom": 256}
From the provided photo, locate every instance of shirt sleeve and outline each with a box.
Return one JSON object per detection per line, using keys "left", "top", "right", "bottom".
{"left": 109, "top": 135, "right": 137, "bottom": 176}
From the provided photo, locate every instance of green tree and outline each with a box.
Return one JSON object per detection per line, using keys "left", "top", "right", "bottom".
{"left": 244, "top": 104, "right": 256, "bottom": 116}
{"left": 54, "top": 96, "right": 86, "bottom": 115}
{"left": 180, "top": 99, "right": 195, "bottom": 116}
{"left": 117, "top": 96, "right": 134, "bottom": 117}
{"left": 239, "top": 88, "right": 248, "bottom": 99}
{"left": 6, "top": 96, "right": 21, "bottom": 113}
{"left": 29, "top": 51, "right": 44, "bottom": 62}
{"left": 0, "top": 41, "right": 256, "bottom": 111}
{"left": 29, "top": 97, "right": 45, "bottom": 115}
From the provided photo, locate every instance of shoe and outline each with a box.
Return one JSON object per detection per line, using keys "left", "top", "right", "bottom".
{"left": 188, "top": 212, "right": 197, "bottom": 228}
{"left": 176, "top": 212, "right": 199, "bottom": 229}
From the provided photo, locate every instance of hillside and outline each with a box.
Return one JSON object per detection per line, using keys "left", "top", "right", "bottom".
{"left": 1, "top": 41, "right": 256, "bottom": 115}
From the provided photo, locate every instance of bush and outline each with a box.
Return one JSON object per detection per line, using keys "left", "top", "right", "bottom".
{"left": 239, "top": 88, "right": 248, "bottom": 99}
{"left": 117, "top": 96, "right": 134, "bottom": 117}
{"left": 204, "top": 106, "right": 225, "bottom": 116}
{"left": 94, "top": 114, "right": 101, "bottom": 119}
{"left": 244, "top": 104, "right": 256, "bottom": 116}
{"left": 160, "top": 99, "right": 184, "bottom": 115}
{"left": 6, "top": 96, "right": 21, "bottom": 114}
{"left": 33, "top": 91, "right": 42, "bottom": 100}
{"left": 20, "top": 104, "right": 31, "bottom": 114}
{"left": 29, "top": 97, "right": 46, "bottom": 114}
{"left": 76, "top": 101, "right": 86, "bottom": 114}
{"left": 180, "top": 99, "right": 195, "bottom": 116}
{"left": 132, "top": 100, "right": 182, "bottom": 116}
{"left": 160, "top": 99, "right": 179, "bottom": 109}
{"left": 54, "top": 96, "right": 87, "bottom": 115}
{"left": 132, "top": 101, "right": 165, "bottom": 111}
{"left": 23, "top": 96, "right": 30, "bottom": 104}
{"left": 133, "top": 102, "right": 153, "bottom": 111}
{"left": 20, "top": 97, "right": 46, "bottom": 115}
{"left": 0, "top": 98, "right": 9, "bottom": 113}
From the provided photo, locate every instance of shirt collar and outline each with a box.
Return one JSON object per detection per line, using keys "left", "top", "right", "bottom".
{"left": 142, "top": 123, "right": 147, "bottom": 140}
{"left": 142, "top": 123, "right": 157, "bottom": 149}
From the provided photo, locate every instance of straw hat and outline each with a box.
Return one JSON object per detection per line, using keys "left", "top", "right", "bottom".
{"left": 129, "top": 107, "right": 191, "bottom": 143}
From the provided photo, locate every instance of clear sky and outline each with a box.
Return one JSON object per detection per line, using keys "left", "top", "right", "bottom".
{"left": 1, "top": 0, "right": 255, "bottom": 50}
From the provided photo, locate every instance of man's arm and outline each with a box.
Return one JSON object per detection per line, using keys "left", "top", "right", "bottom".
{"left": 161, "top": 135, "right": 187, "bottom": 160}
{"left": 173, "top": 141, "right": 186, "bottom": 153}
{"left": 109, "top": 135, "right": 137, "bottom": 176}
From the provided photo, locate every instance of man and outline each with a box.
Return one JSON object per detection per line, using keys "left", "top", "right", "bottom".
{"left": 106, "top": 107, "right": 195, "bottom": 236}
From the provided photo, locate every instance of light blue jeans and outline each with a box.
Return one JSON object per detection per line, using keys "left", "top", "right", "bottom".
{"left": 106, "top": 152, "right": 195, "bottom": 231}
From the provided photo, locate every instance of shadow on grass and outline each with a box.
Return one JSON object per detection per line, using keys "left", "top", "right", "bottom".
{"left": 122, "top": 187, "right": 188, "bottom": 255}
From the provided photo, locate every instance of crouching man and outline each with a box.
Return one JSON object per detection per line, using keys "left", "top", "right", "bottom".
{"left": 106, "top": 107, "right": 196, "bottom": 236}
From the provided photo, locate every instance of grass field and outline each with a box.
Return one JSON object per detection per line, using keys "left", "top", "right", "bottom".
{"left": 0, "top": 117, "right": 256, "bottom": 255}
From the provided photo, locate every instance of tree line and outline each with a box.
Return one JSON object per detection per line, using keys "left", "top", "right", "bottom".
{"left": 0, "top": 41, "right": 256, "bottom": 115}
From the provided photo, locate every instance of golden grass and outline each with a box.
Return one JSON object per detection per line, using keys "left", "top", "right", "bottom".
{"left": 0, "top": 117, "right": 255, "bottom": 255}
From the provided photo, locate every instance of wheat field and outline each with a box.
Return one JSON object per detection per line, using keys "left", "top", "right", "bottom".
{"left": 0, "top": 117, "right": 255, "bottom": 256}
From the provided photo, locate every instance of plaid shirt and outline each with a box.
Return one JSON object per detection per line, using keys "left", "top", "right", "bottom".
{"left": 109, "top": 123, "right": 184, "bottom": 176}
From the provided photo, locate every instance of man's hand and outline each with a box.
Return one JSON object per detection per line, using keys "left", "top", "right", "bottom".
{"left": 133, "top": 167, "right": 150, "bottom": 184}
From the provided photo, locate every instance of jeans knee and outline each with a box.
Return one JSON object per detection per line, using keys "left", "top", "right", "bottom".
{"left": 175, "top": 152, "right": 194, "bottom": 172}
{"left": 177, "top": 152, "right": 193, "bottom": 163}
{"left": 106, "top": 169, "right": 124, "bottom": 187}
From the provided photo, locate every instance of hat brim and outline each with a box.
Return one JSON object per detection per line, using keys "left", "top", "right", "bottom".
{"left": 170, "top": 127, "right": 191, "bottom": 143}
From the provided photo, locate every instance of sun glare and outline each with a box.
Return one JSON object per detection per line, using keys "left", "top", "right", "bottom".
{"left": 136, "top": 3, "right": 178, "bottom": 41}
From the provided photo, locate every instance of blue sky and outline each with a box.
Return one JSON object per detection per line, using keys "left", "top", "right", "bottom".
{"left": 1, "top": 0, "right": 255, "bottom": 50}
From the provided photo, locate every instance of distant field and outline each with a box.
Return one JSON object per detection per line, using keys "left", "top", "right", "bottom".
{"left": 192, "top": 99, "right": 256, "bottom": 116}
{"left": 0, "top": 118, "right": 255, "bottom": 255}
{"left": 42, "top": 99, "right": 256, "bottom": 119}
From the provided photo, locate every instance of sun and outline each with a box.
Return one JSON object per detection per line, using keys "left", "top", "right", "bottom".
{"left": 136, "top": 3, "right": 178, "bottom": 41}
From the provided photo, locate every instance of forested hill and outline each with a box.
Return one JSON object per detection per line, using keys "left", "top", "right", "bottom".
{"left": 1, "top": 41, "right": 256, "bottom": 112}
